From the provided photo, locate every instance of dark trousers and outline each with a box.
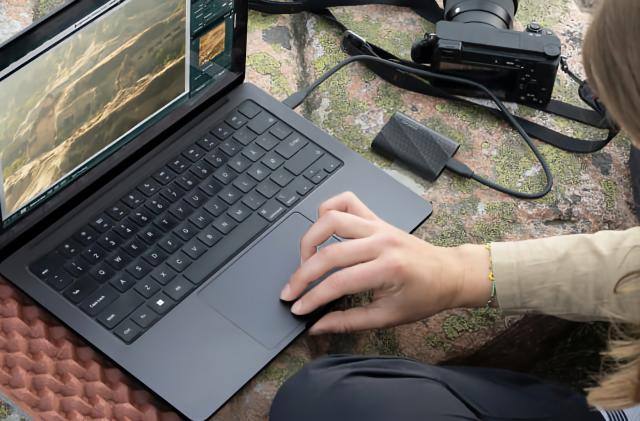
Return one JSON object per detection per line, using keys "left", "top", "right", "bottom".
{"left": 270, "top": 355, "right": 605, "bottom": 421}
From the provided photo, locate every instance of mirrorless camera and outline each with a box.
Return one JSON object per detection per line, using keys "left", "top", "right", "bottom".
{"left": 411, "top": 0, "right": 562, "bottom": 106}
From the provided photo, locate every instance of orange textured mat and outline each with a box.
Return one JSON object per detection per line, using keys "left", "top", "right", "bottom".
{"left": 0, "top": 278, "right": 182, "bottom": 420}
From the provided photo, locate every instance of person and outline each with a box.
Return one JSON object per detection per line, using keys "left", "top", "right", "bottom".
{"left": 269, "top": 0, "right": 640, "bottom": 420}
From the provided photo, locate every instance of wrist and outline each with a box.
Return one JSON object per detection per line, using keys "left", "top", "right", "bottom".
{"left": 450, "top": 244, "right": 493, "bottom": 308}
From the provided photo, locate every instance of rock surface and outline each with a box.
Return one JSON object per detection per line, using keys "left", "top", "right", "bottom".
{"left": 0, "top": 0, "right": 634, "bottom": 420}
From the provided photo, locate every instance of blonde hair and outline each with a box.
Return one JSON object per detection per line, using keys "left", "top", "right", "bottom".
{"left": 583, "top": 1, "right": 640, "bottom": 407}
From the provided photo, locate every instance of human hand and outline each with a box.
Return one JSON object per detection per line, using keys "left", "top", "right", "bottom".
{"left": 279, "top": 192, "right": 492, "bottom": 335}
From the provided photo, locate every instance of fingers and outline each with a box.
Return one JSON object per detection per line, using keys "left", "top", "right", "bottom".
{"left": 308, "top": 304, "right": 391, "bottom": 335}
{"left": 283, "top": 238, "right": 380, "bottom": 301}
{"left": 318, "top": 192, "right": 379, "bottom": 221}
{"left": 300, "top": 210, "right": 375, "bottom": 262}
{"left": 290, "top": 259, "right": 387, "bottom": 313}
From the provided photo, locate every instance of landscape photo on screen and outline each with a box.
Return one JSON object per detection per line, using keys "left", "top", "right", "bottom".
{"left": 198, "top": 21, "right": 226, "bottom": 66}
{"left": 0, "top": 0, "right": 187, "bottom": 216}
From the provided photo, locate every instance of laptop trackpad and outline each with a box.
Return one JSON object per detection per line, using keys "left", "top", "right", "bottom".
{"left": 199, "top": 212, "right": 327, "bottom": 349}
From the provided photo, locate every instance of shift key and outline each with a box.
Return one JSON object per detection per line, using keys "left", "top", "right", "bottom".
{"left": 184, "top": 213, "right": 268, "bottom": 285}
{"left": 97, "top": 291, "right": 144, "bottom": 329}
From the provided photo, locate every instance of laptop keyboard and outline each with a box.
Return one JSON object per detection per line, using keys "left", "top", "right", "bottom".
{"left": 28, "top": 100, "right": 342, "bottom": 344}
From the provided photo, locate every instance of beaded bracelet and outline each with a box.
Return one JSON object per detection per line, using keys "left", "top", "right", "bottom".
{"left": 484, "top": 244, "right": 497, "bottom": 308}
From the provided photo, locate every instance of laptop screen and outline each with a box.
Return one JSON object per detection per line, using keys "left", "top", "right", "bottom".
{"left": 0, "top": 0, "right": 237, "bottom": 225}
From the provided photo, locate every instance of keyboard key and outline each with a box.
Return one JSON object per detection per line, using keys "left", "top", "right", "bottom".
{"left": 82, "top": 246, "right": 106, "bottom": 264}
{"left": 248, "top": 111, "right": 277, "bottom": 134}
{"left": 218, "top": 186, "right": 242, "bottom": 205}
{"left": 130, "top": 306, "right": 159, "bottom": 329}
{"left": 30, "top": 252, "right": 63, "bottom": 280}
{"left": 226, "top": 112, "right": 248, "bottom": 129}
{"left": 130, "top": 209, "right": 153, "bottom": 226}
{"left": 256, "top": 179, "right": 279, "bottom": 198}
{"left": 98, "top": 291, "right": 144, "bottom": 329}
{"left": 122, "top": 189, "right": 147, "bottom": 208}
{"left": 89, "top": 214, "right": 113, "bottom": 233}
{"left": 271, "top": 168, "right": 295, "bottom": 187}
{"left": 189, "top": 209, "right": 213, "bottom": 229}
{"left": 284, "top": 145, "right": 324, "bottom": 175}
{"left": 303, "top": 163, "right": 323, "bottom": 180}
{"left": 114, "top": 221, "right": 136, "bottom": 239}
{"left": 318, "top": 155, "right": 341, "bottom": 173}
{"left": 114, "top": 319, "right": 143, "bottom": 344}
{"left": 174, "top": 221, "right": 198, "bottom": 241}
{"left": 169, "top": 201, "right": 194, "bottom": 220}
{"left": 204, "top": 197, "right": 228, "bottom": 217}
{"left": 270, "top": 122, "right": 292, "bottom": 140}
{"left": 184, "top": 214, "right": 269, "bottom": 285}
{"left": 167, "top": 252, "right": 192, "bottom": 272}
{"left": 158, "top": 235, "right": 183, "bottom": 254}
{"left": 276, "top": 188, "right": 300, "bottom": 207}
{"left": 58, "top": 240, "right": 82, "bottom": 258}
{"left": 258, "top": 199, "right": 287, "bottom": 222}
{"left": 228, "top": 203, "right": 251, "bottom": 223}
{"left": 310, "top": 170, "right": 328, "bottom": 184}
{"left": 160, "top": 184, "right": 186, "bottom": 203}
{"left": 134, "top": 279, "right": 161, "bottom": 298}
{"left": 213, "top": 166, "right": 238, "bottom": 185}
{"left": 154, "top": 214, "right": 179, "bottom": 232}
{"left": 106, "top": 252, "right": 132, "bottom": 270}
{"left": 233, "top": 174, "right": 257, "bottom": 193}
{"left": 211, "top": 122, "right": 234, "bottom": 140}
{"left": 165, "top": 276, "right": 194, "bottom": 301}
{"left": 213, "top": 214, "right": 237, "bottom": 234}
{"left": 276, "top": 133, "right": 308, "bottom": 159}
{"left": 142, "top": 247, "right": 168, "bottom": 267}
{"left": 242, "top": 190, "right": 267, "bottom": 210}
{"left": 229, "top": 155, "right": 252, "bottom": 173}
{"left": 151, "top": 264, "right": 177, "bottom": 285}
{"left": 233, "top": 126, "right": 257, "bottom": 146}
{"left": 183, "top": 239, "right": 207, "bottom": 259}
{"left": 256, "top": 133, "right": 280, "bottom": 151}
{"left": 138, "top": 179, "right": 161, "bottom": 197}
{"left": 97, "top": 233, "right": 121, "bottom": 251}
{"left": 242, "top": 143, "right": 266, "bottom": 162}
{"left": 238, "top": 101, "right": 261, "bottom": 118}
{"left": 138, "top": 226, "right": 163, "bottom": 245}
{"left": 149, "top": 292, "right": 175, "bottom": 315}
{"left": 74, "top": 227, "right": 99, "bottom": 245}
{"left": 126, "top": 260, "right": 153, "bottom": 280}
{"left": 182, "top": 145, "right": 206, "bottom": 162}
{"left": 190, "top": 162, "right": 215, "bottom": 179}
{"left": 176, "top": 173, "right": 199, "bottom": 191}
{"left": 80, "top": 285, "right": 119, "bottom": 316}
{"left": 220, "top": 139, "right": 241, "bottom": 157}
{"left": 45, "top": 271, "right": 73, "bottom": 291}
{"left": 184, "top": 191, "right": 206, "bottom": 208}
{"left": 197, "top": 226, "right": 222, "bottom": 247}
{"left": 110, "top": 273, "right": 137, "bottom": 292}
{"left": 246, "top": 163, "right": 269, "bottom": 182}
{"left": 146, "top": 197, "right": 171, "bottom": 214}
{"left": 262, "top": 151, "right": 285, "bottom": 170}
{"left": 106, "top": 204, "right": 128, "bottom": 221}
{"left": 290, "top": 177, "right": 314, "bottom": 196}
{"left": 153, "top": 168, "right": 177, "bottom": 185}
{"left": 205, "top": 150, "right": 229, "bottom": 168}
{"left": 64, "top": 276, "right": 100, "bottom": 304}
{"left": 123, "top": 239, "right": 146, "bottom": 257}
{"left": 169, "top": 156, "right": 190, "bottom": 174}
{"left": 197, "top": 134, "right": 218, "bottom": 151}
{"left": 64, "top": 259, "right": 89, "bottom": 277}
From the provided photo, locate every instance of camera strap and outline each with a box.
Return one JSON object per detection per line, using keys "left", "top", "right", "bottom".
{"left": 249, "top": 0, "right": 620, "bottom": 153}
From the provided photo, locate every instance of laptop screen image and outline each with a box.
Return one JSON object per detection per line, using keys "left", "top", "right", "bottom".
{"left": 0, "top": 0, "right": 237, "bottom": 225}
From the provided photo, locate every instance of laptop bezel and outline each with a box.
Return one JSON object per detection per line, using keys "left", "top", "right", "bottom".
{"left": 0, "top": 0, "right": 248, "bottom": 256}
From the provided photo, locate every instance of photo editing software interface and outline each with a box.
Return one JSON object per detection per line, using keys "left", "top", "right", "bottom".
{"left": 0, "top": 0, "right": 236, "bottom": 225}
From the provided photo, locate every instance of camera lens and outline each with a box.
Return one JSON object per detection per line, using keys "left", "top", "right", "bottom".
{"left": 443, "top": 0, "right": 518, "bottom": 29}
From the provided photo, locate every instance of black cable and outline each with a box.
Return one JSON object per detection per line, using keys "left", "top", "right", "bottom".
{"left": 283, "top": 54, "right": 553, "bottom": 199}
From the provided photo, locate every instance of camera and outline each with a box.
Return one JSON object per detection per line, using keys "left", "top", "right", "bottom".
{"left": 411, "top": 0, "right": 562, "bottom": 106}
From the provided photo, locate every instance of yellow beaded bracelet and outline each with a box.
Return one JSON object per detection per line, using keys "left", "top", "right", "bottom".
{"left": 485, "top": 244, "right": 497, "bottom": 308}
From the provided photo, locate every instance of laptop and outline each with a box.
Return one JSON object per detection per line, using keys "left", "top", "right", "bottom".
{"left": 0, "top": 0, "right": 431, "bottom": 418}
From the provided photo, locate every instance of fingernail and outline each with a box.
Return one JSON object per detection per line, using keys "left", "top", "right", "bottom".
{"left": 280, "top": 284, "right": 292, "bottom": 301}
{"left": 291, "top": 300, "right": 303, "bottom": 314}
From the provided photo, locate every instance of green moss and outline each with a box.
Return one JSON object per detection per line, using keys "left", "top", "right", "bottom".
{"left": 259, "top": 355, "right": 307, "bottom": 387}
{"left": 0, "top": 401, "right": 10, "bottom": 418}
{"left": 246, "top": 52, "right": 293, "bottom": 98}
{"left": 442, "top": 308, "right": 500, "bottom": 340}
{"left": 364, "top": 328, "right": 400, "bottom": 355}
{"left": 471, "top": 202, "right": 518, "bottom": 242}
{"left": 422, "top": 115, "right": 468, "bottom": 148}
{"left": 34, "top": 0, "right": 66, "bottom": 19}
{"left": 425, "top": 334, "right": 453, "bottom": 352}
{"left": 516, "top": 0, "right": 569, "bottom": 30}
{"left": 600, "top": 179, "right": 617, "bottom": 211}
{"left": 374, "top": 83, "right": 404, "bottom": 115}
{"left": 248, "top": 11, "right": 280, "bottom": 32}
{"left": 434, "top": 101, "right": 502, "bottom": 132}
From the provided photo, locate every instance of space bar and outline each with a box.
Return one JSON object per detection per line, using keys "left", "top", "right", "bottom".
{"left": 184, "top": 213, "right": 269, "bottom": 285}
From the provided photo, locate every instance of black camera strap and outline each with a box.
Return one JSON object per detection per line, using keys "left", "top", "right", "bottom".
{"left": 249, "top": 0, "right": 620, "bottom": 153}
